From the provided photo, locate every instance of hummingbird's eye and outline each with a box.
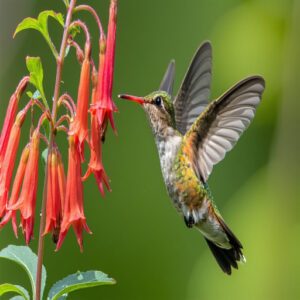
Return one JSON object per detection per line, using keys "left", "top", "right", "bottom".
{"left": 155, "top": 96, "right": 162, "bottom": 106}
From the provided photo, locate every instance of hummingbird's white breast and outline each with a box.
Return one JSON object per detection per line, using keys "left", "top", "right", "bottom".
{"left": 154, "top": 128, "right": 182, "bottom": 204}
{"left": 156, "top": 130, "right": 182, "bottom": 179}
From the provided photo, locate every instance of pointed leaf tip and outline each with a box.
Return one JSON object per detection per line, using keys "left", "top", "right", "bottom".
{"left": 14, "top": 10, "right": 64, "bottom": 57}
{"left": 14, "top": 17, "right": 40, "bottom": 38}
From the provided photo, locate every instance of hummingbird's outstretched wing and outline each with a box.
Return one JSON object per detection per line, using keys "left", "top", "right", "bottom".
{"left": 159, "top": 60, "right": 175, "bottom": 96}
{"left": 174, "top": 41, "right": 212, "bottom": 135}
{"left": 185, "top": 76, "right": 265, "bottom": 182}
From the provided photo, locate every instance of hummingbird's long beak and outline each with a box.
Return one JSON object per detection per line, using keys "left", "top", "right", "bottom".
{"left": 118, "top": 94, "right": 145, "bottom": 104}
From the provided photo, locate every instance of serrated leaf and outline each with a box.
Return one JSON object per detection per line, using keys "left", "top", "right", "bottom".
{"left": 48, "top": 271, "right": 116, "bottom": 300}
{"left": 26, "top": 56, "right": 48, "bottom": 108}
{"left": 14, "top": 10, "right": 64, "bottom": 57}
{"left": 0, "top": 283, "right": 29, "bottom": 300}
{"left": 0, "top": 245, "right": 47, "bottom": 300}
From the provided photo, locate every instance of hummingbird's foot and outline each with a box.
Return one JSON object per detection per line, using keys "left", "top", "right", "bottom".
{"left": 184, "top": 214, "right": 195, "bottom": 228}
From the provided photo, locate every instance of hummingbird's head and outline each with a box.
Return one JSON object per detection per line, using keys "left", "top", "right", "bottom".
{"left": 118, "top": 91, "right": 176, "bottom": 130}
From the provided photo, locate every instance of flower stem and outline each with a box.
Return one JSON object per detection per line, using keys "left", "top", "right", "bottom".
{"left": 35, "top": 1, "right": 77, "bottom": 299}
{"left": 74, "top": 4, "right": 105, "bottom": 39}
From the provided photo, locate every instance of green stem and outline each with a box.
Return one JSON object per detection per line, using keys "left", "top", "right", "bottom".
{"left": 35, "top": 1, "right": 77, "bottom": 299}
{"left": 45, "top": 38, "right": 59, "bottom": 61}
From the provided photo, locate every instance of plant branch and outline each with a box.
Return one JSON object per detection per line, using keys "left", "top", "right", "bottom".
{"left": 56, "top": 114, "right": 71, "bottom": 127}
{"left": 68, "top": 38, "right": 84, "bottom": 63}
{"left": 70, "top": 20, "right": 91, "bottom": 57}
{"left": 35, "top": 1, "right": 77, "bottom": 299}
{"left": 58, "top": 93, "right": 77, "bottom": 114}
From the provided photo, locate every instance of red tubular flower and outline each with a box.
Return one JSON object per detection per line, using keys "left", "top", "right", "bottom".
{"left": 89, "top": 109, "right": 110, "bottom": 196}
{"left": 0, "top": 109, "right": 28, "bottom": 218}
{"left": 71, "top": 54, "right": 91, "bottom": 158}
{"left": 0, "top": 144, "right": 30, "bottom": 237}
{"left": 56, "top": 123, "right": 91, "bottom": 251}
{"left": 94, "top": 0, "right": 118, "bottom": 134}
{"left": 83, "top": 69, "right": 111, "bottom": 196}
{"left": 43, "top": 148, "right": 66, "bottom": 243}
{"left": 17, "top": 130, "right": 40, "bottom": 244}
{"left": 0, "top": 76, "right": 29, "bottom": 169}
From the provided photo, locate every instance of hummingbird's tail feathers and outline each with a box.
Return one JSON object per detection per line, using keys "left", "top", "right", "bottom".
{"left": 207, "top": 216, "right": 245, "bottom": 275}
{"left": 205, "top": 238, "right": 239, "bottom": 275}
{"left": 217, "top": 216, "right": 243, "bottom": 252}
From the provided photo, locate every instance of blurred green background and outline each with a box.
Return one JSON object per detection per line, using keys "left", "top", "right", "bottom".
{"left": 1, "top": 0, "right": 300, "bottom": 299}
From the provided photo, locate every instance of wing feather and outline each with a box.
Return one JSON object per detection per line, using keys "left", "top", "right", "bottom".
{"left": 174, "top": 41, "right": 212, "bottom": 135}
{"left": 159, "top": 60, "right": 175, "bottom": 96}
{"left": 185, "top": 76, "right": 265, "bottom": 182}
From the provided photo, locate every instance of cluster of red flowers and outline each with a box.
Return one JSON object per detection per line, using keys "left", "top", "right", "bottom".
{"left": 0, "top": 0, "right": 117, "bottom": 251}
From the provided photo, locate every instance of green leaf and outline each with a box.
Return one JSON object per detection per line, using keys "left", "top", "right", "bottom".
{"left": 32, "top": 90, "right": 42, "bottom": 100}
{"left": 62, "top": 0, "right": 70, "bottom": 8}
{"left": 42, "top": 148, "right": 49, "bottom": 165}
{"left": 38, "top": 10, "right": 64, "bottom": 30}
{"left": 27, "top": 90, "right": 42, "bottom": 100}
{"left": 14, "top": 10, "right": 64, "bottom": 57}
{"left": 68, "top": 24, "right": 81, "bottom": 39}
{"left": 0, "top": 245, "right": 47, "bottom": 300}
{"left": 26, "top": 56, "right": 48, "bottom": 109}
{"left": 26, "top": 91, "right": 33, "bottom": 98}
{"left": 48, "top": 271, "right": 116, "bottom": 300}
{"left": 0, "top": 283, "right": 29, "bottom": 300}
{"left": 14, "top": 17, "right": 40, "bottom": 36}
{"left": 63, "top": 25, "right": 80, "bottom": 59}
{"left": 64, "top": 45, "right": 71, "bottom": 58}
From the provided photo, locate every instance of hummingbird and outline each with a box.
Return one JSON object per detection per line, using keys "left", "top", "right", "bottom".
{"left": 119, "top": 41, "right": 265, "bottom": 275}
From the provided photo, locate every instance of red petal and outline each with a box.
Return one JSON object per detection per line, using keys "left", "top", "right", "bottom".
{"left": 0, "top": 76, "right": 29, "bottom": 169}
{"left": 56, "top": 128, "right": 91, "bottom": 251}
{"left": 18, "top": 131, "right": 40, "bottom": 244}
